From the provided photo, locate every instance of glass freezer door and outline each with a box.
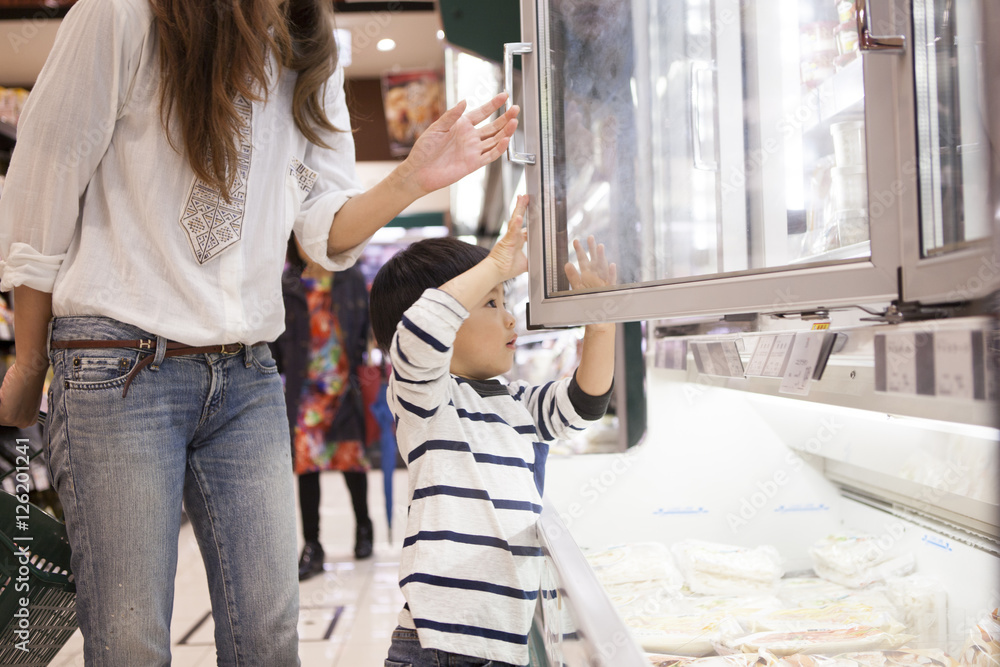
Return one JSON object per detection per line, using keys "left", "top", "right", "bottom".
{"left": 516, "top": 0, "right": 904, "bottom": 327}
{"left": 900, "top": 0, "right": 996, "bottom": 304}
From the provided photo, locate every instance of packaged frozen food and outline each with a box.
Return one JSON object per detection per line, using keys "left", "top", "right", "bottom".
{"left": 884, "top": 576, "right": 947, "bottom": 649}
{"left": 625, "top": 614, "right": 730, "bottom": 657}
{"left": 810, "top": 534, "right": 915, "bottom": 588}
{"left": 585, "top": 542, "right": 685, "bottom": 591}
{"left": 722, "top": 626, "right": 912, "bottom": 656}
{"left": 957, "top": 609, "right": 1000, "bottom": 667}
{"left": 837, "top": 649, "right": 957, "bottom": 667}
{"left": 689, "top": 654, "right": 766, "bottom": 667}
{"left": 606, "top": 580, "right": 682, "bottom": 616}
{"left": 672, "top": 540, "right": 785, "bottom": 596}
{"left": 778, "top": 577, "right": 855, "bottom": 607}
{"left": 776, "top": 654, "right": 857, "bottom": 667}
{"left": 830, "top": 120, "right": 867, "bottom": 168}
{"left": 746, "top": 603, "right": 906, "bottom": 634}
{"left": 647, "top": 654, "right": 697, "bottom": 667}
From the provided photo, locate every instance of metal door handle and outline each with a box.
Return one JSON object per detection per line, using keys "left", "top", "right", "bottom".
{"left": 503, "top": 42, "right": 535, "bottom": 164}
{"left": 855, "top": 0, "right": 905, "bottom": 53}
{"left": 690, "top": 61, "right": 718, "bottom": 171}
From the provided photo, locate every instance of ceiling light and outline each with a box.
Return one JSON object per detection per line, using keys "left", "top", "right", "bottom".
{"left": 376, "top": 38, "right": 396, "bottom": 52}
{"left": 436, "top": 30, "right": 445, "bottom": 40}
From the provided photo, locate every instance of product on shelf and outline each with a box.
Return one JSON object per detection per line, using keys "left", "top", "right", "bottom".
{"left": 720, "top": 626, "right": 913, "bottom": 656}
{"left": 672, "top": 539, "right": 785, "bottom": 596}
{"left": 585, "top": 542, "right": 685, "bottom": 590}
{"left": 625, "top": 613, "right": 730, "bottom": 657}
{"left": 646, "top": 653, "right": 696, "bottom": 667}
{"left": 956, "top": 609, "right": 1000, "bottom": 667}
{"left": 884, "top": 576, "right": 948, "bottom": 649}
{"left": 810, "top": 534, "right": 916, "bottom": 589}
{"left": 838, "top": 648, "right": 957, "bottom": 667}
{"left": 745, "top": 602, "right": 907, "bottom": 634}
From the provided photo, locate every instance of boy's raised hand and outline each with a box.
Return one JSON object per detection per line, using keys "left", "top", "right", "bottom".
{"left": 487, "top": 195, "right": 530, "bottom": 282}
{"left": 565, "top": 236, "right": 617, "bottom": 290}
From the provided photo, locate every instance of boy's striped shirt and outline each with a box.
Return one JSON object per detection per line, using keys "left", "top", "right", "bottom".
{"left": 388, "top": 289, "right": 610, "bottom": 666}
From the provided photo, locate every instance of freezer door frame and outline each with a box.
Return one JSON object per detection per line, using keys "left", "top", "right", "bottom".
{"left": 517, "top": 0, "right": 912, "bottom": 328}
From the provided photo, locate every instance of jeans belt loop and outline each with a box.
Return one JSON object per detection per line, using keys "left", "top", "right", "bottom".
{"left": 244, "top": 342, "right": 253, "bottom": 368}
{"left": 150, "top": 335, "right": 168, "bottom": 370}
{"left": 46, "top": 318, "right": 54, "bottom": 360}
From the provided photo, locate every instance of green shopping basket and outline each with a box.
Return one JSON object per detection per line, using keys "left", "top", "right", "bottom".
{"left": 0, "top": 413, "right": 77, "bottom": 666}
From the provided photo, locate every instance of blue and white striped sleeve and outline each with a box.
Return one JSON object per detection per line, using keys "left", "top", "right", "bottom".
{"left": 509, "top": 372, "right": 612, "bottom": 442}
{"left": 387, "top": 289, "right": 467, "bottom": 422}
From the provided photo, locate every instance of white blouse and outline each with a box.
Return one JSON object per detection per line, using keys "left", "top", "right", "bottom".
{"left": 0, "top": 0, "right": 366, "bottom": 346}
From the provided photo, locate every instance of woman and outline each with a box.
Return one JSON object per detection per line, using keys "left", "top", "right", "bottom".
{"left": 0, "top": 0, "right": 517, "bottom": 664}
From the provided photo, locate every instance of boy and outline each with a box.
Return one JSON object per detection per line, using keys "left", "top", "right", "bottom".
{"left": 370, "top": 195, "right": 617, "bottom": 666}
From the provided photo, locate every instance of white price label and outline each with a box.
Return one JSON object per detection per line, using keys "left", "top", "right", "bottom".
{"left": 779, "top": 332, "right": 826, "bottom": 396}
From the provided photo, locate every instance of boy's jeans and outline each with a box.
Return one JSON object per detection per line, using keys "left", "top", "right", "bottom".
{"left": 46, "top": 316, "right": 300, "bottom": 666}
{"left": 385, "top": 626, "right": 524, "bottom": 667}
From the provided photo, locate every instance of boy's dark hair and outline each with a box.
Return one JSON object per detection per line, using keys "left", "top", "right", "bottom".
{"left": 370, "top": 237, "right": 489, "bottom": 350}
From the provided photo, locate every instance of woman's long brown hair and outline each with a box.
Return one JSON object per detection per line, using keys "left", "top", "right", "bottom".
{"left": 151, "top": 0, "right": 341, "bottom": 201}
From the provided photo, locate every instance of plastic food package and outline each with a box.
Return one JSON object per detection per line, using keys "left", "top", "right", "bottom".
{"left": 722, "top": 626, "right": 912, "bottom": 656}
{"left": 647, "top": 654, "right": 697, "bottom": 667}
{"left": 837, "top": 649, "right": 957, "bottom": 667}
{"left": 957, "top": 609, "right": 1000, "bottom": 667}
{"left": 746, "top": 603, "right": 907, "bottom": 634}
{"left": 810, "top": 534, "right": 915, "bottom": 588}
{"left": 625, "top": 614, "right": 729, "bottom": 657}
{"left": 606, "top": 581, "right": 683, "bottom": 616}
{"left": 585, "top": 542, "right": 685, "bottom": 591}
{"left": 672, "top": 540, "right": 785, "bottom": 596}
{"left": 884, "top": 576, "right": 948, "bottom": 649}
{"left": 777, "top": 577, "right": 855, "bottom": 607}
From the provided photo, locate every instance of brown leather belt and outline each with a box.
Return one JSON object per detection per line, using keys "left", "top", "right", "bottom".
{"left": 51, "top": 339, "right": 247, "bottom": 398}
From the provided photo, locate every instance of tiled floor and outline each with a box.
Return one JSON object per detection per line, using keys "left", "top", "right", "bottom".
{"left": 50, "top": 469, "right": 409, "bottom": 666}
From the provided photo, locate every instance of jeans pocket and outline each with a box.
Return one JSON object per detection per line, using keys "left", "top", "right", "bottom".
{"left": 59, "top": 349, "right": 141, "bottom": 391}
{"left": 249, "top": 343, "right": 279, "bottom": 375}
{"left": 384, "top": 662, "right": 413, "bottom": 667}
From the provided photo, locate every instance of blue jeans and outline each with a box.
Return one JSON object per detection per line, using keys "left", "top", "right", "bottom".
{"left": 385, "top": 627, "right": 523, "bottom": 667}
{"left": 46, "top": 316, "right": 300, "bottom": 666}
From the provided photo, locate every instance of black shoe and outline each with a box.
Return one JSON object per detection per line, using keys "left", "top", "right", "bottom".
{"left": 298, "top": 541, "right": 325, "bottom": 581}
{"left": 354, "top": 520, "right": 373, "bottom": 560}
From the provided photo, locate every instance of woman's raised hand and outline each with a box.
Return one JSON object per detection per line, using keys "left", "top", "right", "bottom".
{"left": 403, "top": 94, "right": 519, "bottom": 196}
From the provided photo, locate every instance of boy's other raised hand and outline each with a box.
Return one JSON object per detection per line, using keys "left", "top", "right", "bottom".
{"left": 487, "top": 195, "right": 530, "bottom": 283}
{"left": 565, "top": 236, "right": 617, "bottom": 290}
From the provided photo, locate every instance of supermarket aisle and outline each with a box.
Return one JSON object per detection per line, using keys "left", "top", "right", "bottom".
{"left": 50, "top": 469, "right": 408, "bottom": 667}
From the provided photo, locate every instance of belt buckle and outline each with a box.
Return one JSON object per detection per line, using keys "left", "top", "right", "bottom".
{"left": 139, "top": 339, "right": 154, "bottom": 350}
{"left": 220, "top": 343, "right": 242, "bottom": 355}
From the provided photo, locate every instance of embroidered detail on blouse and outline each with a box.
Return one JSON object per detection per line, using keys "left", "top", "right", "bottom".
{"left": 179, "top": 93, "right": 253, "bottom": 264}
{"left": 289, "top": 156, "right": 319, "bottom": 196}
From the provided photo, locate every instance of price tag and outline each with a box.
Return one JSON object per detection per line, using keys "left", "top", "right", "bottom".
{"left": 934, "top": 330, "right": 974, "bottom": 399}
{"left": 691, "top": 341, "right": 743, "bottom": 377}
{"left": 762, "top": 334, "right": 795, "bottom": 377}
{"left": 779, "top": 332, "right": 827, "bottom": 395}
{"left": 654, "top": 339, "right": 688, "bottom": 370}
{"left": 745, "top": 336, "right": 775, "bottom": 376}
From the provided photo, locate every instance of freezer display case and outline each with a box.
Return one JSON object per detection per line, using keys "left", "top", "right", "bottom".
{"left": 508, "top": 0, "right": 996, "bottom": 326}
{"left": 532, "top": 314, "right": 998, "bottom": 667}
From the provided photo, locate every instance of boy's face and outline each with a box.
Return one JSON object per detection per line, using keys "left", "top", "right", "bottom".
{"left": 450, "top": 284, "right": 518, "bottom": 380}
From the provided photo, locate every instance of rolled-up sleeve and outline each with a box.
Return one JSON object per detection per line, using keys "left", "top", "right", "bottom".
{"left": 294, "top": 67, "right": 366, "bottom": 271}
{"left": 0, "top": 0, "right": 141, "bottom": 292}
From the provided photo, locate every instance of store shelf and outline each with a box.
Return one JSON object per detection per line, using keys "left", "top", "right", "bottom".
{"left": 804, "top": 56, "right": 865, "bottom": 132}
{"left": 790, "top": 240, "right": 871, "bottom": 264}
